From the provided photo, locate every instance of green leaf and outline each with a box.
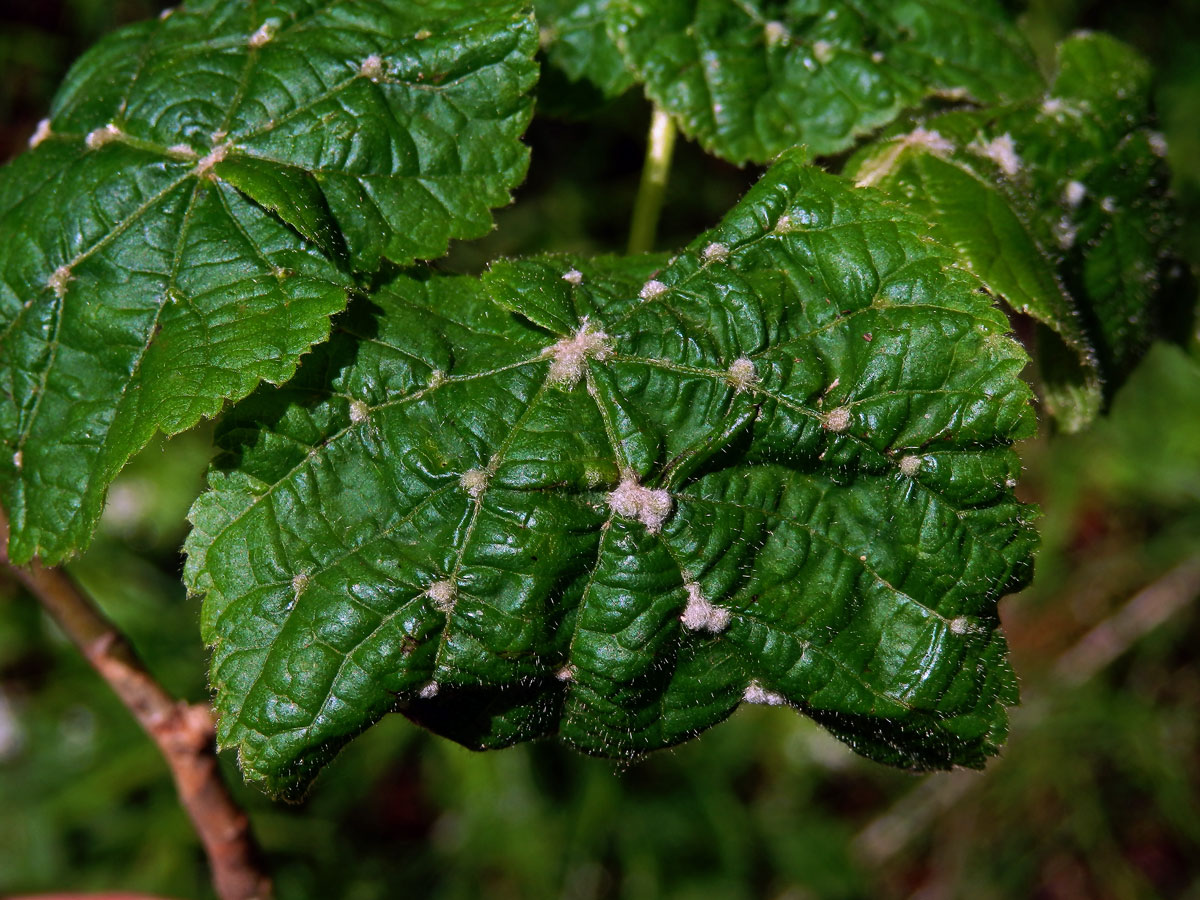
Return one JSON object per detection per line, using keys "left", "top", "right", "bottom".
{"left": 845, "top": 33, "right": 1175, "bottom": 430}
{"left": 537, "top": 0, "right": 635, "bottom": 98}
{"left": 0, "top": 0, "right": 538, "bottom": 564}
{"left": 186, "top": 152, "right": 1036, "bottom": 798}
{"left": 606, "top": 0, "right": 1041, "bottom": 164}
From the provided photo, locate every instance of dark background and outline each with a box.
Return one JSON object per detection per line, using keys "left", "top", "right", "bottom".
{"left": 1, "top": 1, "right": 1199, "bottom": 897}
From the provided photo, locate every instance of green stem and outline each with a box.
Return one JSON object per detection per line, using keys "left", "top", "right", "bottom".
{"left": 627, "top": 107, "right": 677, "bottom": 255}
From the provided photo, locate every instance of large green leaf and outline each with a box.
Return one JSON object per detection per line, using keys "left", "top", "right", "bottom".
{"left": 0, "top": 0, "right": 538, "bottom": 564}
{"left": 606, "top": 0, "right": 1041, "bottom": 164}
{"left": 846, "top": 33, "right": 1175, "bottom": 430}
{"left": 186, "top": 152, "right": 1036, "bottom": 798}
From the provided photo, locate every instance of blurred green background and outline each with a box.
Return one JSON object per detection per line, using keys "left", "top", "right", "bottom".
{"left": 1, "top": 1, "right": 1199, "bottom": 898}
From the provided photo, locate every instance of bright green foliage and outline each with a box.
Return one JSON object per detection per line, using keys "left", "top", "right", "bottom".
{"left": 606, "top": 0, "right": 1041, "bottom": 164}
{"left": 0, "top": 0, "right": 538, "bottom": 564}
{"left": 847, "top": 34, "right": 1174, "bottom": 430}
{"left": 538, "top": 0, "right": 635, "bottom": 98}
{"left": 185, "top": 153, "right": 1037, "bottom": 798}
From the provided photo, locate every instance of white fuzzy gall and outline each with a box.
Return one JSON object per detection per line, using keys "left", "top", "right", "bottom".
{"left": 812, "top": 39, "right": 835, "bottom": 64}
{"left": 546, "top": 320, "right": 611, "bottom": 387}
{"left": 680, "top": 582, "right": 730, "bottom": 634}
{"left": 639, "top": 279, "right": 668, "bottom": 301}
{"left": 85, "top": 123, "right": 123, "bottom": 150}
{"left": 418, "top": 681, "right": 440, "bottom": 699}
{"left": 29, "top": 119, "right": 52, "bottom": 148}
{"left": 248, "top": 20, "right": 277, "bottom": 48}
{"left": 607, "top": 477, "right": 673, "bottom": 532}
{"left": 427, "top": 579, "right": 457, "bottom": 613}
{"left": 349, "top": 400, "right": 370, "bottom": 424}
{"left": 47, "top": 265, "right": 71, "bottom": 299}
{"left": 743, "top": 682, "right": 786, "bottom": 706}
{"left": 726, "top": 357, "right": 758, "bottom": 392}
{"left": 459, "top": 468, "right": 489, "bottom": 498}
{"left": 195, "top": 143, "right": 229, "bottom": 178}
{"left": 1064, "top": 180, "right": 1087, "bottom": 208}
{"left": 823, "top": 406, "right": 852, "bottom": 433}
{"left": 360, "top": 54, "right": 386, "bottom": 81}
{"left": 972, "top": 133, "right": 1021, "bottom": 178}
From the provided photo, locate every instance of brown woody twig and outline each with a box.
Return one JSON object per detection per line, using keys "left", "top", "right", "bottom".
{"left": 0, "top": 512, "right": 272, "bottom": 900}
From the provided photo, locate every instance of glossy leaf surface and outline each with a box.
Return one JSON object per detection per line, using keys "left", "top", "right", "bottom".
{"left": 186, "top": 154, "right": 1036, "bottom": 798}
{"left": 0, "top": 0, "right": 538, "bottom": 563}
{"left": 538, "top": 0, "right": 635, "bottom": 98}
{"left": 847, "top": 34, "right": 1174, "bottom": 430}
{"left": 607, "top": 0, "right": 1041, "bottom": 163}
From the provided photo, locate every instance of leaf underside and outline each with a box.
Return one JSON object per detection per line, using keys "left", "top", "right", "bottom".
{"left": 186, "top": 154, "right": 1037, "bottom": 799}
{"left": 605, "top": 0, "right": 1042, "bottom": 164}
{"left": 846, "top": 33, "right": 1175, "bottom": 431}
{"left": 0, "top": 0, "right": 538, "bottom": 564}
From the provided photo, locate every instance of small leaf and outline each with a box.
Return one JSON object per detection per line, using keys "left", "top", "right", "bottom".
{"left": 846, "top": 33, "right": 1176, "bottom": 429}
{"left": 0, "top": 0, "right": 539, "bottom": 564}
{"left": 186, "top": 153, "right": 1036, "bottom": 798}
{"left": 606, "top": 0, "right": 1042, "bottom": 164}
